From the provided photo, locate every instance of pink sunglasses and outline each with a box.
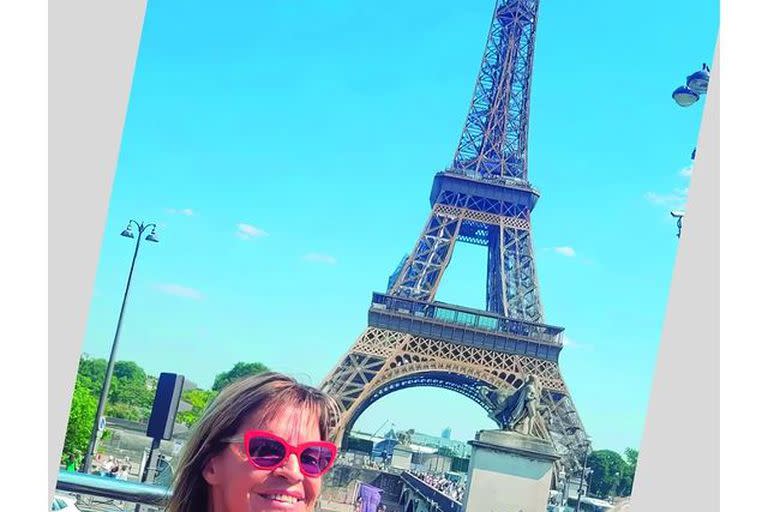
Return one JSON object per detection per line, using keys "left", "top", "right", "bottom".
{"left": 222, "top": 430, "right": 337, "bottom": 478}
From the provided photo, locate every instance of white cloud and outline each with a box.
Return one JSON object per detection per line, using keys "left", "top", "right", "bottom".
{"left": 644, "top": 188, "right": 688, "bottom": 207}
{"left": 554, "top": 246, "right": 576, "bottom": 257}
{"left": 153, "top": 283, "right": 204, "bottom": 300}
{"left": 236, "top": 223, "right": 268, "bottom": 240}
{"left": 562, "top": 335, "right": 594, "bottom": 351}
{"left": 646, "top": 163, "right": 693, "bottom": 209}
{"left": 303, "top": 253, "right": 337, "bottom": 265}
{"left": 167, "top": 208, "right": 195, "bottom": 216}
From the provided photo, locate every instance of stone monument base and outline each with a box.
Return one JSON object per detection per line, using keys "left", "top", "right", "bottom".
{"left": 462, "top": 429, "right": 559, "bottom": 512}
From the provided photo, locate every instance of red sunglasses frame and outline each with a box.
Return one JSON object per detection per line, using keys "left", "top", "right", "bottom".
{"left": 223, "top": 430, "right": 338, "bottom": 478}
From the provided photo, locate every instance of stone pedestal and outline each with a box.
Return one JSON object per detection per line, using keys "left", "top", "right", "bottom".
{"left": 462, "top": 430, "right": 559, "bottom": 512}
{"left": 390, "top": 446, "right": 413, "bottom": 471}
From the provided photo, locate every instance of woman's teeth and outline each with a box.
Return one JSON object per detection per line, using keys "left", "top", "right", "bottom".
{"left": 262, "top": 494, "right": 302, "bottom": 504}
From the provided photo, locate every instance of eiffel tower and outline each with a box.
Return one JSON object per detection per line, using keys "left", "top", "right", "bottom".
{"left": 321, "top": 0, "right": 589, "bottom": 474}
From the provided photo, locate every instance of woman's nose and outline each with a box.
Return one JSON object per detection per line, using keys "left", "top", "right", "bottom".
{"left": 273, "top": 453, "right": 303, "bottom": 482}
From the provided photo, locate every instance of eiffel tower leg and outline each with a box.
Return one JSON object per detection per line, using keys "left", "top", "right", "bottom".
{"left": 499, "top": 225, "right": 543, "bottom": 322}
{"left": 320, "top": 326, "right": 569, "bottom": 444}
{"left": 388, "top": 209, "right": 464, "bottom": 301}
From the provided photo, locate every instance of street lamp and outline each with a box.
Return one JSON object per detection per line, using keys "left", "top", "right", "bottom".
{"left": 574, "top": 438, "right": 592, "bottom": 512}
{"left": 686, "top": 63, "right": 710, "bottom": 95}
{"left": 672, "top": 63, "right": 710, "bottom": 166}
{"left": 672, "top": 63, "right": 710, "bottom": 107}
{"left": 81, "top": 220, "right": 159, "bottom": 474}
{"left": 671, "top": 85, "right": 699, "bottom": 107}
{"left": 671, "top": 210, "right": 685, "bottom": 239}
{"left": 669, "top": 65, "right": 706, "bottom": 241}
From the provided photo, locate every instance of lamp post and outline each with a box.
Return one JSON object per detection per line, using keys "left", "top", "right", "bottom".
{"left": 562, "top": 423, "right": 588, "bottom": 510}
{"left": 81, "top": 220, "right": 159, "bottom": 474}
{"left": 669, "top": 63, "right": 709, "bottom": 239}
{"left": 671, "top": 210, "right": 685, "bottom": 239}
{"left": 574, "top": 439, "right": 592, "bottom": 512}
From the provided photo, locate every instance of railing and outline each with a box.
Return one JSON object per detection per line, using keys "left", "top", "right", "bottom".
{"left": 401, "top": 472, "right": 462, "bottom": 512}
{"left": 371, "top": 292, "right": 564, "bottom": 346}
{"left": 57, "top": 469, "right": 467, "bottom": 512}
{"left": 56, "top": 470, "right": 170, "bottom": 508}
{"left": 440, "top": 168, "right": 540, "bottom": 195}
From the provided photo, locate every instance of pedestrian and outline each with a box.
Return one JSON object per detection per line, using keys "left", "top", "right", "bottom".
{"left": 165, "top": 372, "right": 341, "bottom": 512}
{"left": 100, "top": 455, "right": 115, "bottom": 477}
{"left": 118, "top": 465, "right": 130, "bottom": 480}
{"left": 64, "top": 452, "right": 76, "bottom": 472}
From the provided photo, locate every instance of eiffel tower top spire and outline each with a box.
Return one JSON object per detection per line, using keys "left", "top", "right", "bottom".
{"left": 451, "top": 0, "right": 540, "bottom": 184}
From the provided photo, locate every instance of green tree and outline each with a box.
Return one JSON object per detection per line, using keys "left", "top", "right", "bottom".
{"left": 587, "top": 450, "right": 631, "bottom": 498}
{"left": 624, "top": 447, "right": 638, "bottom": 471}
{"left": 77, "top": 356, "right": 107, "bottom": 396}
{"left": 75, "top": 356, "right": 156, "bottom": 422}
{"left": 212, "top": 362, "right": 270, "bottom": 392}
{"left": 621, "top": 447, "right": 639, "bottom": 495}
{"left": 61, "top": 374, "right": 97, "bottom": 464}
{"left": 112, "top": 360, "right": 146, "bottom": 381}
{"left": 177, "top": 388, "right": 217, "bottom": 427}
{"left": 109, "top": 370, "right": 154, "bottom": 412}
{"left": 105, "top": 402, "right": 142, "bottom": 422}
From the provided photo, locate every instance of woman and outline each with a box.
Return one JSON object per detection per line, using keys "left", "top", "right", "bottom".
{"left": 64, "top": 450, "right": 81, "bottom": 472}
{"left": 167, "top": 372, "right": 341, "bottom": 512}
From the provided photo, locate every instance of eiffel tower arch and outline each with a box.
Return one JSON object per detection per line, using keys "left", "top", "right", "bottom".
{"left": 321, "top": 0, "right": 589, "bottom": 474}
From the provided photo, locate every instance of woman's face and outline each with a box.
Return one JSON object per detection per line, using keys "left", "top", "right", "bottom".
{"left": 203, "top": 405, "right": 325, "bottom": 512}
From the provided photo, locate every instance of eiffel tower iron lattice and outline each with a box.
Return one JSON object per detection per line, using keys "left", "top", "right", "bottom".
{"left": 321, "top": 0, "right": 589, "bottom": 475}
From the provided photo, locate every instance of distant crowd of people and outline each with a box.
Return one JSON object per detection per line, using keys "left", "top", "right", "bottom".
{"left": 339, "top": 453, "right": 390, "bottom": 471}
{"left": 412, "top": 471, "right": 466, "bottom": 502}
{"left": 362, "top": 459, "right": 388, "bottom": 471}
{"left": 93, "top": 454, "right": 131, "bottom": 480}
{"left": 63, "top": 451, "right": 133, "bottom": 480}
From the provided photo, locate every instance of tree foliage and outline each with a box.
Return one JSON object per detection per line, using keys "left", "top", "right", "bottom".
{"left": 61, "top": 374, "right": 97, "bottom": 463}
{"left": 177, "top": 388, "right": 217, "bottom": 427}
{"left": 61, "top": 356, "right": 271, "bottom": 464}
{"left": 624, "top": 447, "right": 638, "bottom": 470}
{"left": 212, "top": 362, "right": 270, "bottom": 392}
{"left": 77, "top": 357, "right": 107, "bottom": 396}
{"left": 587, "top": 449, "right": 637, "bottom": 498}
{"left": 75, "top": 355, "right": 156, "bottom": 422}
{"left": 111, "top": 361, "right": 152, "bottom": 407}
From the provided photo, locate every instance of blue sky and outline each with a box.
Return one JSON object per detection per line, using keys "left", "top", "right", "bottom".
{"left": 79, "top": 0, "right": 719, "bottom": 452}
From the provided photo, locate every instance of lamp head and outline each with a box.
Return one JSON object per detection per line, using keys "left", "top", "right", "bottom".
{"left": 686, "top": 63, "right": 710, "bottom": 95}
{"left": 672, "top": 85, "right": 700, "bottom": 107}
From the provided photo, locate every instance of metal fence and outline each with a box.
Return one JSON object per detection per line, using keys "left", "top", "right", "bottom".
{"left": 55, "top": 471, "right": 170, "bottom": 511}
{"left": 400, "top": 472, "right": 462, "bottom": 512}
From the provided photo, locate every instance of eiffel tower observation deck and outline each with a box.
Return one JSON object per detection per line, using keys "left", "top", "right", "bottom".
{"left": 322, "top": 0, "right": 589, "bottom": 476}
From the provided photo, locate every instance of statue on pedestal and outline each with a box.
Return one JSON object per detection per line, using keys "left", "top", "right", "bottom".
{"left": 478, "top": 375, "right": 542, "bottom": 437}
{"left": 396, "top": 428, "right": 415, "bottom": 447}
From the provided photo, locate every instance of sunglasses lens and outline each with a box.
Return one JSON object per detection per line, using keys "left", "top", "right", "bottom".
{"left": 299, "top": 446, "right": 334, "bottom": 476}
{"left": 247, "top": 437, "right": 286, "bottom": 468}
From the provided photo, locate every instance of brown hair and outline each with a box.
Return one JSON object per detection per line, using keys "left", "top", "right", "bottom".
{"left": 166, "top": 372, "right": 340, "bottom": 512}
